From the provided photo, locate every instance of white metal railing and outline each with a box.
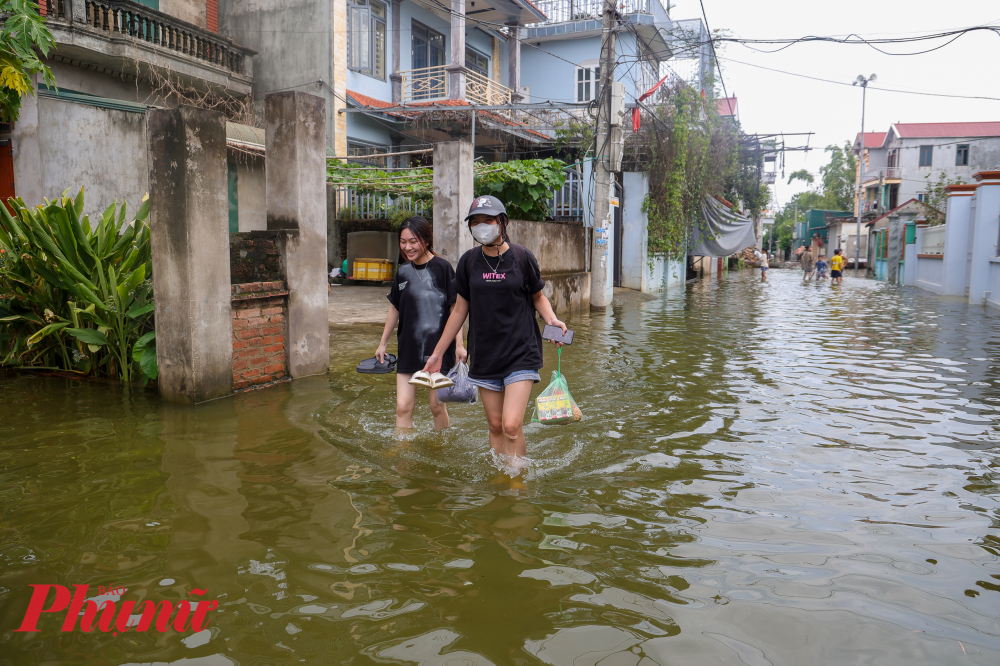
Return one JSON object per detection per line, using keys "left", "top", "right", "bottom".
{"left": 399, "top": 66, "right": 514, "bottom": 109}
{"left": 921, "top": 225, "right": 945, "bottom": 254}
{"left": 547, "top": 169, "right": 584, "bottom": 221}
{"left": 862, "top": 167, "right": 900, "bottom": 182}
{"left": 334, "top": 188, "right": 427, "bottom": 221}
{"left": 528, "top": 0, "right": 654, "bottom": 25}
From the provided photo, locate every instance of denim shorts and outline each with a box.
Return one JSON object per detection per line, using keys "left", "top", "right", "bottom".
{"left": 468, "top": 369, "right": 541, "bottom": 393}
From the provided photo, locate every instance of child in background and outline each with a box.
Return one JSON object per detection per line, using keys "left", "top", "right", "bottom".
{"left": 830, "top": 249, "right": 846, "bottom": 284}
{"left": 815, "top": 257, "right": 828, "bottom": 280}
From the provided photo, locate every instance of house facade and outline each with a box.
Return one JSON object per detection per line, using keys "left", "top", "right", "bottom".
{"left": 854, "top": 123, "right": 1000, "bottom": 216}
{"left": 8, "top": 1, "right": 259, "bottom": 224}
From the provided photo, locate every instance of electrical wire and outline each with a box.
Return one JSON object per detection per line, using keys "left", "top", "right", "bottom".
{"left": 698, "top": 0, "right": 729, "bottom": 101}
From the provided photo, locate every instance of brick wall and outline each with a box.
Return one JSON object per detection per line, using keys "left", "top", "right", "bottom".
{"left": 207, "top": 0, "right": 218, "bottom": 32}
{"left": 231, "top": 282, "right": 289, "bottom": 390}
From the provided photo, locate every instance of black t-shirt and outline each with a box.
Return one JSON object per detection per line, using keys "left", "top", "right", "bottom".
{"left": 387, "top": 256, "right": 457, "bottom": 374}
{"left": 454, "top": 244, "right": 545, "bottom": 380}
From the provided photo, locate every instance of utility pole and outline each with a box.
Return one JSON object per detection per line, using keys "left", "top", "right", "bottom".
{"left": 853, "top": 73, "right": 876, "bottom": 277}
{"left": 590, "top": 0, "right": 618, "bottom": 310}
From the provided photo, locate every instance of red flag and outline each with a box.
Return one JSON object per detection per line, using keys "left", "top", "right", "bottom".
{"left": 632, "top": 72, "right": 671, "bottom": 132}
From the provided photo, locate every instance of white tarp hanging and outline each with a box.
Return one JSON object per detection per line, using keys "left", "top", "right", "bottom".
{"left": 689, "top": 196, "right": 757, "bottom": 257}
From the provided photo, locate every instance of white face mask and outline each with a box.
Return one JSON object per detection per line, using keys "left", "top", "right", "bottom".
{"left": 471, "top": 223, "right": 500, "bottom": 245}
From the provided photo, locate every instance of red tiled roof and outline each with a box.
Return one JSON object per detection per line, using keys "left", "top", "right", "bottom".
{"left": 893, "top": 122, "right": 1000, "bottom": 139}
{"left": 347, "top": 90, "right": 394, "bottom": 109}
{"left": 855, "top": 132, "right": 886, "bottom": 149}
{"left": 715, "top": 96, "right": 737, "bottom": 117}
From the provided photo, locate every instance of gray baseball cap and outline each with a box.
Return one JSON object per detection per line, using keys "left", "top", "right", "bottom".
{"left": 465, "top": 195, "right": 506, "bottom": 220}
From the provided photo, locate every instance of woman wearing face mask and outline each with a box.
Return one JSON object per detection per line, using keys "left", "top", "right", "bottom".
{"left": 421, "top": 196, "right": 566, "bottom": 467}
{"left": 376, "top": 216, "right": 467, "bottom": 431}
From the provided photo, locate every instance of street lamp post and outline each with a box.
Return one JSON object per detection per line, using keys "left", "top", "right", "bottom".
{"left": 852, "top": 73, "right": 876, "bottom": 278}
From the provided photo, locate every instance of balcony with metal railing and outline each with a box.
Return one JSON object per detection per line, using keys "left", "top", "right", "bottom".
{"left": 40, "top": 0, "right": 255, "bottom": 95}
{"left": 398, "top": 66, "right": 513, "bottom": 110}
{"left": 527, "top": 0, "right": 667, "bottom": 25}
{"left": 862, "top": 167, "right": 900, "bottom": 183}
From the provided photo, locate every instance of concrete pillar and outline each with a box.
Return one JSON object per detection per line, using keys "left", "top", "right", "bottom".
{"left": 432, "top": 140, "right": 474, "bottom": 267}
{"left": 147, "top": 106, "right": 233, "bottom": 404}
{"left": 941, "top": 183, "right": 977, "bottom": 296}
{"left": 507, "top": 23, "right": 522, "bottom": 103}
{"left": 903, "top": 221, "right": 917, "bottom": 287}
{"left": 327, "top": 183, "right": 341, "bottom": 271}
{"left": 447, "top": 0, "right": 466, "bottom": 100}
{"left": 390, "top": 0, "right": 402, "bottom": 104}
{"left": 968, "top": 171, "right": 1000, "bottom": 305}
{"left": 265, "top": 92, "right": 330, "bottom": 378}
{"left": 70, "top": 0, "right": 86, "bottom": 23}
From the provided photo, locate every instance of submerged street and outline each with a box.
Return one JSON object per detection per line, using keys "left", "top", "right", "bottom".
{"left": 2, "top": 269, "right": 999, "bottom": 664}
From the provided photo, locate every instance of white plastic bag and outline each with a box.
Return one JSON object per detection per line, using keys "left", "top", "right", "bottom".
{"left": 435, "top": 362, "right": 478, "bottom": 404}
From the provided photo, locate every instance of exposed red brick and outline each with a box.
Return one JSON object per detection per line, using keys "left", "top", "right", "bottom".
{"left": 207, "top": 0, "right": 218, "bottom": 32}
{"left": 263, "top": 344, "right": 283, "bottom": 354}
{"left": 247, "top": 316, "right": 268, "bottom": 327}
{"left": 261, "top": 325, "right": 280, "bottom": 336}
{"left": 269, "top": 314, "right": 285, "bottom": 324}
{"left": 272, "top": 335, "right": 285, "bottom": 344}
{"left": 232, "top": 319, "right": 248, "bottom": 330}
{"left": 233, "top": 359, "right": 248, "bottom": 371}
{"left": 234, "top": 379, "right": 250, "bottom": 390}
{"left": 249, "top": 356, "right": 267, "bottom": 368}
{"left": 244, "top": 369, "right": 261, "bottom": 378}
{"left": 233, "top": 340, "right": 248, "bottom": 350}
{"left": 237, "top": 329, "right": 257, "bottom": 340}
{"left": 238, "top": 308, "right": 261, "bottom": 319}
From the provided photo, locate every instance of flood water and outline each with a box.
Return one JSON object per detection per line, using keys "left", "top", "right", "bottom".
{"left": 2, "top": 268, "right": 999, "bottom": 665}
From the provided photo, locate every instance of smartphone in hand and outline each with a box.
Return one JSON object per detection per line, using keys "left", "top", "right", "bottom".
{"left": 542, "top": 325, "right": 574, "bottom": 345}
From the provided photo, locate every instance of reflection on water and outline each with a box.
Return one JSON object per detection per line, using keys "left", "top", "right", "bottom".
{"left": 1, "top": 269, "right": 999, "bottom": 665}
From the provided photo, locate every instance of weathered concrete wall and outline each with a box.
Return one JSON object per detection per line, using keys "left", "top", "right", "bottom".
{"left": 160, "top": 0, "right": 209, "bottom": 29}
{"left": 13, "top": 96, "right": 148, "bottom": 213}
{"left": 218, "top": 0, "right": 347, "bottom": 156}
{"left": 507, "top": 221, "right": 586, "bottom": 274}
{"left": 542, "top": 272, "right": 590, "bottom": 315}
{"left": 148, "top": 106, "right": 233, "bottom": 403}
{"left": 621, "top": 171, "right": 647, "bottom": 291}
{"left": 968, "top": 173, "right": 1000, "bottom": 306}
{"left": 645, "top": 255, "right": 684, "bottom": 293}
{"left": 235, "top": 154, "right": 267, "bottom": 231}
{"left": 265, "top": 91, "right": 329, "bottom": 378}
{"left": 433, "top": 140, "right": 474, "bottom": 267}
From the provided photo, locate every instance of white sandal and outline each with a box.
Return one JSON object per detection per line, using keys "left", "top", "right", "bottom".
{"left": 408, "top": 371, "right": 432, "bottom": 388}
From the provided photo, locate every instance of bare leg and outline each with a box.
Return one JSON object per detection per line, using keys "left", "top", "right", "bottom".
{"left": 429, "top": 389, "right": 449, "bottom": 430}
{"left": 396, "top": 373, "right": 417, "bottom": 429}
{"left": 499, "top": 380, "right": 534, "bottom": 458}
{"left": 479, "top": 387, "right": 508, "bottom": 454}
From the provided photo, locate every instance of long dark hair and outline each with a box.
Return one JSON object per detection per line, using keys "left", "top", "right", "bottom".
{"left": 398, "top": 216, "right": 436, "bottom": 262}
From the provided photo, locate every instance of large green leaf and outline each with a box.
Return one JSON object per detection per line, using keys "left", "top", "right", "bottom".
{"left": 66, "top": 327, "right": 108, "bottom": 346}
{"left": 132, "top": 330, "right": 155, "bottom": 362}
{"left": 139, "top": 344, "right": 158, "bottom": 380}
{"left": 127, "top": 302, "right": 155, "bottom": 319}
{"left": 27, "top": 321, "right": 69, "bottom": 346}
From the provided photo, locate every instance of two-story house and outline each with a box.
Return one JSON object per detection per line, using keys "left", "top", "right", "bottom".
{"left": 7, "top": 1, "right": 256, "bottom": 220}
{"left": 854, "top": 123, "right": 1000, "bottom": 215}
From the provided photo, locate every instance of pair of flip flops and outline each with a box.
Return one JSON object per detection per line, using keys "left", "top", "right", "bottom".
{"left": 408, "top": 371, "right": 454, "bottom": 390}
{"left": 356, "top": 354, "right": 397, "bottom": 374}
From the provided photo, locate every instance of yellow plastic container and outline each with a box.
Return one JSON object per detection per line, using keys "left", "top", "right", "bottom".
{"left": 353, "top": 258, "right": 393, "bottom": 281}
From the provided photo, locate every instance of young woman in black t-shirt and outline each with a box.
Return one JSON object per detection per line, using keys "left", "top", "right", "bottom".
{"left": 376, "top": 217, "right": 467, "bottom": 430}
{"left": 422, "top": 196, "right": 566, "bottom": 466}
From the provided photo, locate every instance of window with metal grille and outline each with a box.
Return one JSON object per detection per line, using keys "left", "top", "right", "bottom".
{"left": 956, "top": 144, "right": 969, "bottom": 166}
{"left": 576, "top": 65, "right": 600, "bottom": 103}
{"left": 348, "top": 142, "right": 389, "bottom": 167}
{"left": 918, "top": 145, "right": 933, "bottom": 167}
{"left": 348, "top": 0, "right": 387, "bottom": 79}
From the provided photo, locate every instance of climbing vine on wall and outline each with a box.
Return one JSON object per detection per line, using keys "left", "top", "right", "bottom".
{"left": 639, "top": 84, "right": 768, "bottom": 259}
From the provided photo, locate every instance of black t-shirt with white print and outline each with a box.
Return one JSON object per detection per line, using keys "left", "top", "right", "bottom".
{"left": 387, "top": 256, "right": 456, "bottom": 374}
{"left": 454, "top": 244, "right": 546, "bottom": 380}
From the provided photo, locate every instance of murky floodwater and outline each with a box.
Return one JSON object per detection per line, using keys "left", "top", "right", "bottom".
{"left": 2, "top": 268, "right": 999, "bottom": 665}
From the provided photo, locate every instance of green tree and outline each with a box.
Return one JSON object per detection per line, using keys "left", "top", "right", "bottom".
{"left": 922, "top": 172, "right": 962, "bottom": 225}
{"left": 787, "top": 169, "right": 814, "bottom": 186}
{"left": 818, "top": 142, "right": 857, "bottom": 211}
{"left": 0, "top": 1, "right": 57, "bottom": 123}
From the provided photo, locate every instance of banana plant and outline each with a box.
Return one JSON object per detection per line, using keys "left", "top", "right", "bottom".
{"left": 0, "top": 188, "right": 158, "bottom": 383}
